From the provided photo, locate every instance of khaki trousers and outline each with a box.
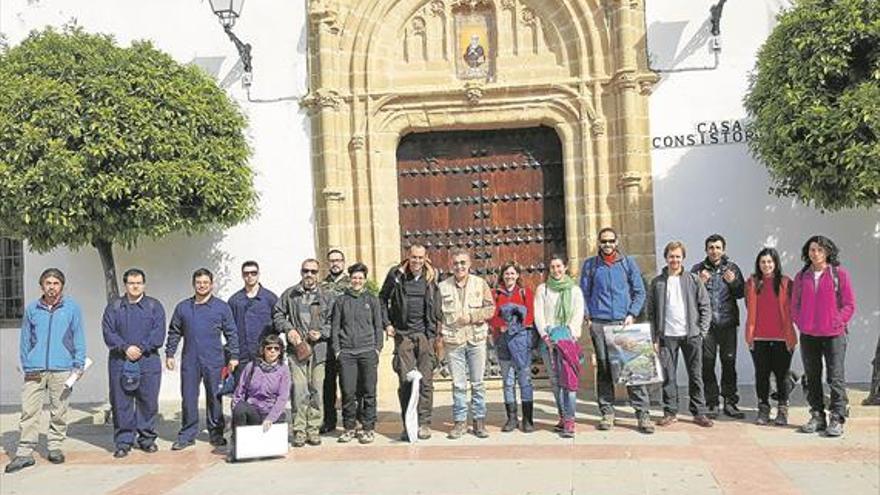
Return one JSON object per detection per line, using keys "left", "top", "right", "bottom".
{"left": 17, "top": 371, "right": 71, "bottom": 457}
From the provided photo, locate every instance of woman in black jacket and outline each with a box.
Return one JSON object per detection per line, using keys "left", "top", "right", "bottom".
{"left": 331, "top": 263, "right": 384, "bottom": 444}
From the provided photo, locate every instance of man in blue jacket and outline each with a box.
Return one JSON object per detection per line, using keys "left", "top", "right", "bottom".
{"left": 165, "top": 268, "right": 239, "bottom": 450}
{"left": 579, "top": 228, "right": 652, "bottom": 433}
{"left": 228, "top": 260, "right": 278, "bottom": 379}
{"left": 102, "top": 268, "right": 166, "bottom": 458}
{"left": 5, "top": 268, "right": 86, "bottom": 474}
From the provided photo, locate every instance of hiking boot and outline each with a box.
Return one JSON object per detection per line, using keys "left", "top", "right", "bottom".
{"left": 756, "top": 403, "right": 771, "bottom": 426}
{"left": 825, "top": 416, "right": 844, "bottom": 437}
{"left": 774, "top": 403, "right": 789, "bottom": 426}
{"left": 799, "top": 411, "right": 827, "bottom": 433}
{"left": 521, "top": 401, "right": 535, "bottom": 433}
{"left": 501, "top": 403, "right": 519, "bottom": 432}
{"left": 291, "top": 431, "right": 307, "bottom": 447}
{"left": 560, "top": 419, "right": 575, "bottom": 438}
{"left": 597, "top": 412, "right": 614, "bottom": 431}
{"left": 417, "top": 425, "right": 432, "bottom": 440}
{"left": 472, "top": 419, "right": 489, "bottom": 439}
{"left": 657, "top": 414, "right": 678, "bottom": 427}
{"left": 637, "top": 413, "right": 655, "bottom": 434}
{"left": 706, "top": 405, "right": 719, "bottom": 419}
{"left": 4, "top": 456, "right": 35, "bottom": 474}
{"left": 693, "top": 415, "right": 714, "bottom": 428}
{"left": 447, "top": 421, "right": 466, "bottom": 440}
{"left": 358, "top": 430, "right": 375, "bottom": 444}
{"left": 306, "top": 431, "right": 322, "bottom": 446}
{"left": 723, "top": 402, "right": 746, "bottom": 419}
{"left": 47, "top": 450, "right": 65, "bottom": 464}
{"left": 337, "top": 429, "right": 357, "bottom": 443}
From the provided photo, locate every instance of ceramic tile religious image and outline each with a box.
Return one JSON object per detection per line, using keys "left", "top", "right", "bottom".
{"left": 455, "top": 10, "right": 494, "bottom": 80}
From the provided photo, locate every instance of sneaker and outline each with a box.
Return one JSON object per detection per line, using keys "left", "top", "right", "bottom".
{"left": 693, "top": 415, "right": 714, "bottom": 428}
{"left": 657, "top": 414, "right": 678, "bottom": 427}
{"left": 597, "top": 413, "right": 614, "bottom": 431}
{"left": 209, "top": 436, "right": 227, "bottom": 447}
{"left": 773, "top": 404, "right": 789, "bottom": 426}
{"left": 358, "top": 430, "right": 375, "bottom": 444}
{"left": 447, "top": 421, "right": 466, "bottom": 440}
{"left": 319, "top": 423, "right": 337, "bottom": 434}
{"left": 862, "top": 395, "right": 880, "bottom": 406}
{"left": 472, "top": 419, "right": 489, "bottom": 439}
{"left": 337, "top": 429, "right": 357, "bottom": 443}
{"left": 47, "top": 450, "right": 65, "bottom": 464}
{"left": 637, "top": 413, "right": 655, "bottom": 434}
{"left": 799, "top": 412, "right": 827, "bottom": 434}
{"left": 139, "top": 443, "right": 158, "bottom": 453}
{"left": 171, "top": 440, "right": 194, "bottom": 451}
{"left": 825, "top": 417, "right": 844, "bottom": 437}
{"left": 560, "top": 419, "right": 575, "bottom": 438}
{"left": 306, "top": 431, "right": 322, "bottom": 446}
{"left": 113, "top": 447, "right": 130, "bottom": 459}
{"left": 706, "top": 405, "right": 719, "bottom": 419}
{"left": 4, "top": 456, "right": 35, "bottom": 474}
{"left": 417, "top": 425, "right": 432, "bottom": 440}
{"left": 398, "top": 430, "right": 410, "bottom": 442}
{"left": 291, "top": 431, "right": 307, "bottom": 447}
{"left": 553, "top": 417, "right": 565, "bottom": 432}
{"left": 723, "top": 402, "right": 746, "bottom": 419}
{"left": 755, "top": 403, "right": 771, "bottom": 426}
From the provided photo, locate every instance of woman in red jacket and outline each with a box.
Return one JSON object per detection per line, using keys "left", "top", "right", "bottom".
{"left": 745, "top": 247, "right": 796, "bottom": 426}
{"left": 489, "top": 262, "right": 536, "bottom": 433}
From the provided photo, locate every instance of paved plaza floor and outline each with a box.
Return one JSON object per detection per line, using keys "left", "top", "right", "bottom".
{"left": 1, "top": 385, "right": 878, "bottom": 495}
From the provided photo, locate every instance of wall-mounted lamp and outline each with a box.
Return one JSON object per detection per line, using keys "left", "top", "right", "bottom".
{"left": 208, "top": 0, "right": 253, "bottom": 85}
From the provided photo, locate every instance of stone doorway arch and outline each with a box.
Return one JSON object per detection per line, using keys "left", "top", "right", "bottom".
{"left": 302, "top": 0, "right": 659, "bottom": 277}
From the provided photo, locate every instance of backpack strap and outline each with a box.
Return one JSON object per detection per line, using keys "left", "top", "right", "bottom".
{"left": 830, "top": 265, "right": 841, "bottom": 309}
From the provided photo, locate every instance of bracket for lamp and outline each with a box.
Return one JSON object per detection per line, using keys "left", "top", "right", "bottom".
{"left": 223, "top": 25, "right": 253, "bottom": 83}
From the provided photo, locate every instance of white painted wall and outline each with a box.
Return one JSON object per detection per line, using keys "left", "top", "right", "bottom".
{"left": 646, "top": 0, "right": 879, "bottom": 384}
{"left": 0, "top": 0, "right": 313, "bottom": 404}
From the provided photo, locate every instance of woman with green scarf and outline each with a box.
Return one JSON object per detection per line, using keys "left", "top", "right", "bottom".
{"left": 534, "top": 254, "right": 585, "bottom": 438}
{"left": 330, "top": 263, "right": 384, "bottom": 444}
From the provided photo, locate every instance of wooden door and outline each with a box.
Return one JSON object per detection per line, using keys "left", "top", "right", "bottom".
{"left": 396, "top": 126, "right": 566, "bottom": 289}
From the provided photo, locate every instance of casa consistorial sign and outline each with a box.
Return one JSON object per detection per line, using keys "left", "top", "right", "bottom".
{"left": 652, "top": 119, "right": 754, "bottom": 150}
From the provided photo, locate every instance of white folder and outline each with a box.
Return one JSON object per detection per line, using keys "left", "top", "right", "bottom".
{"left": 233, "top": 423, "right": 289, "bottom": 460}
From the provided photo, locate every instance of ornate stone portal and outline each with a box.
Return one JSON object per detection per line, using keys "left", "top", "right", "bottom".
{"left": 303, "top": 0, "right": 659, "bottom": 277}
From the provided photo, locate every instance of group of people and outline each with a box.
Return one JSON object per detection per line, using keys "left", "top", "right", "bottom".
{"left": 4, "top": 230, "right": 870, "bottom": 473}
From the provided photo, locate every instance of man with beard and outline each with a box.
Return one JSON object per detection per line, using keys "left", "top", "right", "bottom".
{"left": 319, "top": 249, "right": 350, "bottom": 433}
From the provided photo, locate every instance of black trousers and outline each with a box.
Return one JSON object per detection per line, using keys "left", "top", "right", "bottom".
{"left": 703, "top": 323, "right": 739, "bottom": 407}
{"left": 322, "top": 351, "right": 340, "bottom": 427}
{"left": 393, "top": 333, "right": 435, "bottom": 426}
{"left": 750, "top": 340, "right": 793, "bottom": 405}
{"left": 232, "top": 401, "right": 263, "bottom": 427}
{"left": 660, "top": 335, "right": 706, "bottom": 416}
{"left": 339, "top": 351, "right": 379, "bottom": 430}
{"left": 801, "top": 333, "right": 848, "bottom": 421}
{"left": 869, "top": 333, "right": 880, "bottom": 399}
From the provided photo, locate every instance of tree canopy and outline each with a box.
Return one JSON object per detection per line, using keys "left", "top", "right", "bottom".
{"left": 0, "top": 27, "right": 256, "bottom": 298}
{"left": 744, "top": 0, "right": 879, "bottom": 211}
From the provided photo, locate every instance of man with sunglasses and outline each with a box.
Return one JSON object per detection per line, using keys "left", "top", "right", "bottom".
{"left": 319, "top": 249, "right": 350, "bottom": 434}
{"left": 273, "top": 258, "right": 332, "bottom": 447}
{"left": 228, "top": 261, "right": 278, "bottom": 382}
{"left": 579, "top": 227, "right": 652, "bottom": 433}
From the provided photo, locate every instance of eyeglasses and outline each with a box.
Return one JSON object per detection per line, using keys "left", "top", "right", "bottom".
{"left": 301, "top": 269, "right": 319, "bottom": 275}
{"left": 242, "top": 270, "right": 258, "bottom": 276}
{"left": 599, "top": 239, "right": 617, "bottom": 245}
{"left": 264, "top": 346, "right": 281, "bottom": 351}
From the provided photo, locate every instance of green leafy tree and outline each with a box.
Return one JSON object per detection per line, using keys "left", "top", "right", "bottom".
{"left": 744, "top": 0, "right": 879, "bottom": 211}
{"left": 0, "top": 27, "right": 256, "bottom": 301}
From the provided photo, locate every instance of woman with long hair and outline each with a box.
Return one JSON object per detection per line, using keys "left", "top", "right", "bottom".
{"left": 534, "top": 254, "right": 585, "bottom": 438}
{"left": 488, "top": 262, "right": 536, "bottom": 433}
{"left": 791, "top": 235, "right": 856, "bottom": 437}
{"left": 744, "top": 247, "right": 796, "bottom": 426}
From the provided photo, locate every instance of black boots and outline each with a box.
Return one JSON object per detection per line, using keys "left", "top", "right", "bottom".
{"left": 521, "top": 401, "right": 535, "bottom": 433}
{"left": 502, "top": 402, "right": 519, "bottom": 432}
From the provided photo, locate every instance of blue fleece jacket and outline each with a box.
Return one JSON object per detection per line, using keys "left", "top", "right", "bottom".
{"left": 579, "top": 254, "right": 646, "bottom": 321}
{"left": 20, "top": 297, "right": 87, "bottom": 372}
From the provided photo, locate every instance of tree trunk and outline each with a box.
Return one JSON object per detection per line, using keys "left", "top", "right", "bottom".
{"left": 93, "top": 239, "right": 119, "bottom": 304}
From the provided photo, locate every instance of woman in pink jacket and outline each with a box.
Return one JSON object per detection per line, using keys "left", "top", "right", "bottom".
{"left": 745, "top": 247, "right": 797, "bottom": 426}
{"left": 791, "top": 235, "right": 856, "bottom": 437}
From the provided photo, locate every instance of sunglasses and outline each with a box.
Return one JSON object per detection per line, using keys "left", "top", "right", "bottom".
{"left": 264, "top": 346, "right": 281, "bottom": 351}
{"left": 242, "top": 270, "right": 259, "bottom": 276}
{"left": 328, "top": 258, "right": 345, "bottom": 263}
{"left": 599, "top": 239, "right": 617, "bottom": 245}
{"left": 301, "top": 269, "right": 319, "bottom": 274}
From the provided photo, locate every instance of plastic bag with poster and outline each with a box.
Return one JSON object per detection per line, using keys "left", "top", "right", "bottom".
{"left": 602, "top": 323, "right": 663, "bottom": 386}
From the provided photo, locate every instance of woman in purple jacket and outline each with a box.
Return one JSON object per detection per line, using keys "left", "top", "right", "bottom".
{"left": 231, "top": 334, "right": 291, "bottom": 433}
{"left": 791, "top": 235, "right": 856, "bottom": 437}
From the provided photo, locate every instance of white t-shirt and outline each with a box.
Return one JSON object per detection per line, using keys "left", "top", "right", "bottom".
{"left": 664, "top": 275, "right": 688, "bottom": 337}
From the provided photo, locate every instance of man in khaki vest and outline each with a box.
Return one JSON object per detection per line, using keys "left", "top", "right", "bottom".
{"left": 439, "top": 249, "right": 495, "bottom": 439}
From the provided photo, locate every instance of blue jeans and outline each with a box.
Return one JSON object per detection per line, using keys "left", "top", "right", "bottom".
{"left": 541, "top": 344, "right": 576, "bottom": 419}
{"left": 499, "top": 359, "right": 534, "bottom": 403}
{"left": 447, "top": 341, "right": 487, "bottom": 422}
{"left": 559, "top": 388, "right": 577, "bottom": 420}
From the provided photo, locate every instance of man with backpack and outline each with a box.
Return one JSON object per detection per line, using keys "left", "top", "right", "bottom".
{"left": 579, "top": 227, "right": 652, "bottom": 433}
